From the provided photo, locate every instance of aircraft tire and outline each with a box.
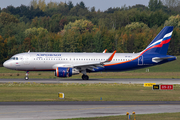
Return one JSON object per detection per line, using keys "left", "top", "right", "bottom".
{"left": 25, "top": 76, "right": 29, "bottom": 80}
{"left": 86, "top": 75, "right": 89, "bottom": 80}
{"left": 82, "top": 75, "right": 89, "bottom": 80}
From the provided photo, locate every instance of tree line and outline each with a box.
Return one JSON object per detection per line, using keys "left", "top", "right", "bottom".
{"left": 0, "top": 0, "right": 180, "bottom": 65}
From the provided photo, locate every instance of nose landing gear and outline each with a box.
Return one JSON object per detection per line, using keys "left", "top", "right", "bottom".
{"left": 25, "top": 71, "right": 29, "bottom": 80}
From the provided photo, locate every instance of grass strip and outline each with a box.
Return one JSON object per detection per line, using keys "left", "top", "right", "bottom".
{"left": 0, "top": 83, "right": 180, "bottom": 102}
{"left": 57, "top": 112, "right": 180, "bottom": 120}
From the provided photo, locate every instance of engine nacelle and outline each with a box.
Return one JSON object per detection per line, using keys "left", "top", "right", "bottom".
{"left": 55, "top": 67, "right": 79, "bottom": 77}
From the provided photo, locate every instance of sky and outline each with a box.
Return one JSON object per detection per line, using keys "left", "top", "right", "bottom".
{"left": 0, "top": 0, "right": 149, "bottom": 11}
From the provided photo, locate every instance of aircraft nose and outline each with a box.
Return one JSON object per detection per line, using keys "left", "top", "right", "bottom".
{"left": 3, "top": 61, "right": 9, "bottom": 68}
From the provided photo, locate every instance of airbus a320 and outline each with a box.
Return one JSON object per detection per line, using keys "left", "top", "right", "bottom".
{"left": 3, "top": 26, "right": 176, "bottom": 80}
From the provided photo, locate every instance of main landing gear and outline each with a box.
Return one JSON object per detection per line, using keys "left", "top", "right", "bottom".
{"left": 25, "top": 71, "right": 29, "bottom": 80}
{"left": 81, "top": 70, "right": 89, "bottom": 80}
{"left": 82, "top": 74, "right": 89, "bottom": 80}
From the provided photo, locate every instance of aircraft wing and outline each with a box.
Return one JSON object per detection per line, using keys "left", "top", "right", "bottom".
{"left": 73, "top": 50, "right": 116, "bottom": 71}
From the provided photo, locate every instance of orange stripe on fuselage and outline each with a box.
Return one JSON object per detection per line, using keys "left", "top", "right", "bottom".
{"left": 104, "top": 56, "right": 139, "bottom": 66}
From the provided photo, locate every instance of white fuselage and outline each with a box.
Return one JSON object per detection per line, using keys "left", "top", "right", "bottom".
{"left": 3, "top": 52, "right": 140, "bottom": 71}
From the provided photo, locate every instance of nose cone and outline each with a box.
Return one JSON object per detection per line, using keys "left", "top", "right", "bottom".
{"left": 3, "top": 62, "right": 7, "bottom": 67}
{"left": 3, "top": 61, "right": 8, "bottom": 68}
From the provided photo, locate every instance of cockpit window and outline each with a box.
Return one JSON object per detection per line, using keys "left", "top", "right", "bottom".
{"left": 10, "top": 57, "right": 18, "bottom": 60}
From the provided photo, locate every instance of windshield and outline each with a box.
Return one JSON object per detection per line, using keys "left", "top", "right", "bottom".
{"left": 10, "top": 57, "right": 18, "bottom": 60}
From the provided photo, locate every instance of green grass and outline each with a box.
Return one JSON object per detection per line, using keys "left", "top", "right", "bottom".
{"left": 0, "top": 83, "right": 180, "bottom": 102}
{"left": 58, "top": 112, "right": 180, "bottom": 120}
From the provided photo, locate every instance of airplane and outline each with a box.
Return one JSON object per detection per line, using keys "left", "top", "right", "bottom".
{"left": 3, "top": 26, "right": 177, "bottom": 80}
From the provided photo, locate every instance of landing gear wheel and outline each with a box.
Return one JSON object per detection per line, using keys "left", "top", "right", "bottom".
{"left": 25, "top": 76, "right": 29, "bottom": 80}
{"left": 82, "top": 75, "right": 89, "bottom": 80}
{"left": 25, "top": 71, "right": 29, "bottom": 80}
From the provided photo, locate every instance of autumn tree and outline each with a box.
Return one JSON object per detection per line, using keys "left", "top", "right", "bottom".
{"left": 148, "top": 0, "right": 164, "bottom": 11}
{"left": 125, "top": 22, "right": 149, "bottom": 31}
{"left": 24, "top": 27, "right": 48, "bottom": 37}
{"left": 63, "top": 19, "right": 97, "bottom": 34}
{"left": 0, "top": 12, "right": 19, "bottom": 25}
{"left": 164, "top": 15, "right": 180, "bottom": 28}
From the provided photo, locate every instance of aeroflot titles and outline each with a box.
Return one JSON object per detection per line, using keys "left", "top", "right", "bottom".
{"left": 36, "top": 54, "right": 61, "bottom": 56}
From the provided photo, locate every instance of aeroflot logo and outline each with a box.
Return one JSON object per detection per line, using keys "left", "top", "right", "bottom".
{"left": 36, "top": 54, "right": 61, "bottom": 56}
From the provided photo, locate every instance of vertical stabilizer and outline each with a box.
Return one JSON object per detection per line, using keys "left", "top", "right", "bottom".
{"left": 141, "top": 26, "right": 173, "bottom": 55}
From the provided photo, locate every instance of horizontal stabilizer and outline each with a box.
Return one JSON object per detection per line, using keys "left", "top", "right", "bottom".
{"left": 152, "top": 56, "right": 176, "bottom": 63}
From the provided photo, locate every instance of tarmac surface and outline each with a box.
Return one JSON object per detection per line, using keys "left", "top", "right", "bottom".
{"left": 0, "top": 78, "right": 180, "bottom": 119}
{"left": 0, "top": 101, "right": 180, "bottom": 120}
{"left": 0, "top": 78, "right": 180, "bottom": 84}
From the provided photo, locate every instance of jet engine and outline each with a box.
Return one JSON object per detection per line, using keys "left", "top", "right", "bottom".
{"left": 55, "top": 67, "right": 79, "bottom": 77}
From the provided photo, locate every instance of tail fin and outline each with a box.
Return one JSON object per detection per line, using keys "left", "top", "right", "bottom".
{"left": 141, "top": 26, "right": 173, "bottom": 55}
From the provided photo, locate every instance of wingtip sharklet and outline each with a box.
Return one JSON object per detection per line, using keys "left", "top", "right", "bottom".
{"left": 103, "top": 49, "right": 107, "bottom": 53}
{"left": 107, "top": 50, "right": 116, "bottom": 62}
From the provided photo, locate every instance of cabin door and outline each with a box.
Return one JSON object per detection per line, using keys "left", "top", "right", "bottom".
{"left": 138, "top": 55, "right": 143, "bottom": 65}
